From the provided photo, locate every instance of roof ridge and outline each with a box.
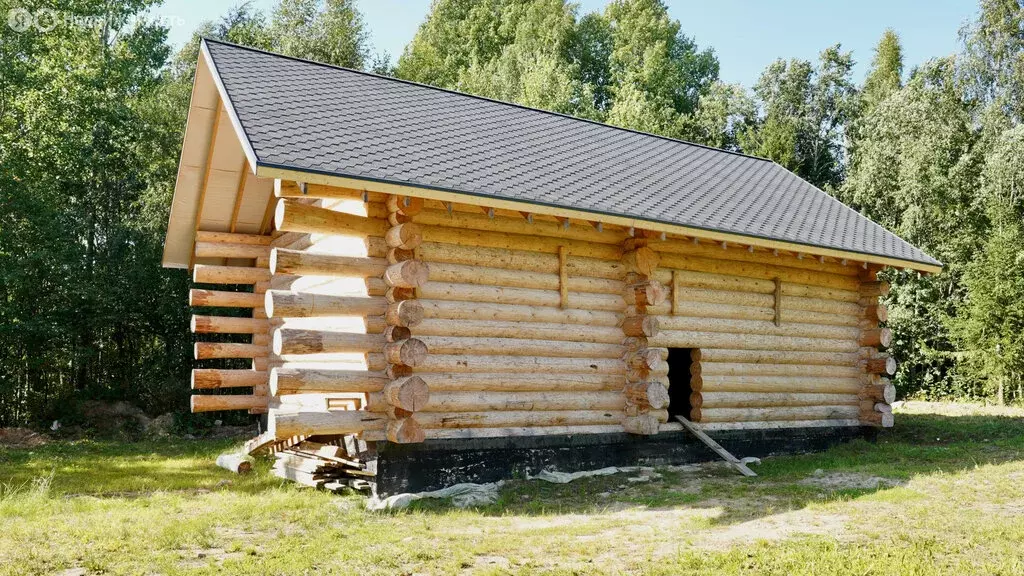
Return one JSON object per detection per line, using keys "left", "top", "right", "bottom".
{"left": 201, "top": 37, "right": 775, "bottom": 164}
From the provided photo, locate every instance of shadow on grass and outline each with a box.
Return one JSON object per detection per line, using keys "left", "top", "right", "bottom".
{"left": 403, "top": 410, "right": 1024, "bottom": 526}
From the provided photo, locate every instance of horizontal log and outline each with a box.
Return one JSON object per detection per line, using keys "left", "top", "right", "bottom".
{"left": 623, "top": 280, "right": 668, "bottom": 307}
{"left": 658, "top": 316, "right": 860, "bottom": 341}
{"left": 657, "top": 253, "right": 860, "bottom": 291}
{"left": 652, "top": 269, "right": 861, "bottom": 303}
{"left": 415, "top": 410, "right": 668, "bottom": 429}
{"left": 265, "top": 290, "right": 389, "bottom": 318}
{"left": 652, "top": 330, "right": 859, "bottom": 353}
{"left": 387, "top": 416, "right": 425, "bottom": 443}
{"left": 622, "top": 246, "right": 659, "bottom": 276}
{"left": 412, "top": 206, "right": 624, "bottom": 246}
{"left": 369, "top": 391, "right": 627, "bottom": 412}
{"left": 385, "top": 300, "right": 424, "bottom": 327}
{"left": 860, "top": 327, "right": 892, "bottom": 348}
{"left": 700, "top": 419, "right": 861, "bottom": 431}
{"left": 193, "top": 265, "right": 270, "bottom": 285}
{"left": 692, "top": 348, "right": 859, "bottom": 366}
{"left": 865, "top": 356, "right": 897, "bottom": 375}
{"left": 191, "top": 315, "right": 269, "bottom": 334}
{"left": 860, "top": 281, "right": 890, "bottom": 298}
{"left": 653, "top": 238, "right": 860, "bottom": 277}
{"left": 416, "top": 335, "right": 623, "bottom": 358}
{"left": 385, "top": 222, "right": 423, "bottom": 250}
{"left": 418, "top": 281, "right": 625, "bottom": 311}
{"left": 269, "top": 367, "right": 388, "bottom": 395}
{"left": 658, "top": 299, "right": 859, "bottom": 327}
{"left": 194, "top": 342, "right": 268, "bottom": 360}
{"left": 189, "top": 289, "right": 264, "bottom": 308}
{"left": 692, "top": 375, "right": 862, "bottom": 395}
{"left": 370, "top": 354, "right": 630, "bottom": 374}
{"left": 861, "top": 411, "right": 895, "bottom": 427}
{"left": 694, "top": 362, "right": 862, "bottom": 378}
{"left": 860, "top": 379, "right": 897, "bottom": 404}
{"left": 383, "top": 260, "right": 429, "bottom": 288}
{"left": 275, "top": 181, "right": 381, "bottom": 200}
{"left": 384, "top": 376, "right": 430, "bottom": 411}
{"left": 622, "top": 315, "right": 659, "bottom": 337}
{"left": 626, "top": 348, "right": 662, "bottom": 373}
{"left": 275, "top": 198, "right": 388, "bottom": 236}
{"left": 403, "top": 424, "right": 627, "bottom": 440}
{"left": 419, "top": 299, "right": 622, "bottom": 327}
{"left": 383, "top": 338, "right": 429, "bottom": 367}
{"left": 624, "top": 381, "right": 670, "bottom": 409}
{"left": 415, "top": 372, "right": 627, "bottom": 392}
{"left": 196, "top": 231, "right": 272, "bottom": 246}
{"left": 622, "top": 413, "right": 660, "bottom": 435}
{"left": 270, "top": 248, "right": 388, "bottom": 277}
{"left": 695, "top": 391, "right": 860, "bottom": 409}
{"left": 191, "top": 394, "right": 267, "bottom": 413}
{"left": 865, "top": 303, "right": 888, "bottom": 322}
{"left": 413, "top": 318, "right": 625, "bottom": 344}
{"left": 192, "top": 369, "right": 268, "bottom": 389}
{"left": 427, "top": 261, "right": 624, "bottom": 294}
{"left": 194, "top": 241, "right": 270, "bottom": 260}
{"left": 420, "top": 223, "right": 622, "bottom": 261}
{"left": 695, "top": 405, "right": 860, "bottom": 423}
{"left": 270, "top": 408, "right": 387, "bottom": 437}
{"left": 415, "top": 241, "right": 626, "bottom": 280}
{"left": 273, "top": 328, "right": 384, "bottom": 355}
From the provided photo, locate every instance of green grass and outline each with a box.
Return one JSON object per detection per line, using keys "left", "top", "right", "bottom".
{"left": 1, "top": 401, "right": 1023, "bottom": 575}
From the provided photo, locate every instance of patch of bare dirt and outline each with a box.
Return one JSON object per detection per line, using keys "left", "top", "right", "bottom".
{"left": 0, "top": 427, "right": 48, "bottom": 448}
{"left": 799, "top": 472, "right": 904, "bottom": 490}
{"left": 696, "top": 509, "right": 849, "bottom": 550}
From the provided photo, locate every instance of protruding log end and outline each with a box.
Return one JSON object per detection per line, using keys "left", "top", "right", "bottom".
{"left": 622, "top": 315, "right": 659, "bottom": 337}
{"left": 383, "top": 375, "right": 430, "bottom": 412}
{"left": 384, "top": 338, "right": 428, "bottom": 367}
{"left": 859, "top": 378, "right": 897, "bottom": 404}
{"left": 625, "top": 348, "right": 662, "bottom": 373}
{"left": 622, "top": 413, "right": 660, "bottom": 435}
{"left": 386, "top": 299, "right": 424, "bottom": 327}
{"left": 386, "top": 286, "right": 416, "bottom": 303}
{"left": 273, "top": 198, "right": 286, "bottom": 231}
{"left": 689, "top": 391, "right": 703, "bottom": 409}
{"left": 622, "top": 336, "right": 649, "bottom": 352}
{"left": 624, "top": 381, "right": 670, "bottom": 409}
{"left": 384, "top": 325, "right": 412, "bottom": 342}
{"left": 624, "top": 280, "right": 668, "bottom": 307}
{"left": 690, "top": 406, "right": 702, "bottom": 422}
{"left": 865, "top": 303, "right": 888, "bottom": 323}
{"left": 385, "top": 222, "right": 424, "bottom": 250}
{"left": 865, "top": 355, "right": 897, "bottom": 375}
{"left": 384, "top": 260, "right": 429, "bottom": 288}
{"left": 622, "top": 246, "right": 660, "bottom": 277}
{"left": 387, "top": 416, "right": 426, "bottom": 443}
{"left": 860, "top": 281, "right": 890, "bottom": 298}
{"left": 861, "top": 411, "right": 895, "bottom": 428}
{"left": 860, "top": 327, "right": 892, "bottom": 348}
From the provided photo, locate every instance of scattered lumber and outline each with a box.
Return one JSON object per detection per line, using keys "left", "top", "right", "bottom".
{"left": 270, "top": 438, "right": 376, "bottom": 493}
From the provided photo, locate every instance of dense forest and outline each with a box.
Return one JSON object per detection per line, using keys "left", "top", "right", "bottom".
{"left": 3, "top": 0, "right": 1024, "bottom": 426}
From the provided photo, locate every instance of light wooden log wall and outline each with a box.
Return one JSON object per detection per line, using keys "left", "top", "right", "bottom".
{"left": 263, "top": 182, "right": 897, "bottom": 439}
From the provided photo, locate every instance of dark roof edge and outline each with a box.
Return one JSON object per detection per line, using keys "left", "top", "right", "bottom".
{"left": 257, "top": 160, "right": 943, "bottom": 269}
{"left": 200, "top": 37, "right": 774, "bottom": 164}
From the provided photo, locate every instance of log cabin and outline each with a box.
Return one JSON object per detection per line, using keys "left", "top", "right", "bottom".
{"left": 163, "top": 39, "right": 940, "bottom": 493}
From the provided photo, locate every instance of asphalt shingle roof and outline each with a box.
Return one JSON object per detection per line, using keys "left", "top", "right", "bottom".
{"left": 203, "top": 39, "right": 939, "bottom": 268}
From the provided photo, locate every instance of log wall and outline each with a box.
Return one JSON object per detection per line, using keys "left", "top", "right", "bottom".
{"left": 255, "top": 181, "right": 895, "bottom": 440}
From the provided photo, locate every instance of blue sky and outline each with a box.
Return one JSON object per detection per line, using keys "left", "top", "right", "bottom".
{"left": 153, "top": 0, "right": 978, "bottom": 87}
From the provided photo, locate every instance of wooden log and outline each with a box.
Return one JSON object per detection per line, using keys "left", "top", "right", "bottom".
{"left": 625, "top": 349, "right": 662, "bottom": 373}
{"left": 426, "top": 261, "right": 624, "bottom": 294}
{"left": 421, "top": 224, "right": 622, "bottom": 261}
{"left": 384, "top": 325, "right": 412, "bottom": 342}
{"left": 410, "top": 424, "right": 627, "bottom": 440}
{"left": 697, "top": 391, "right": 859, "bottom": 408}
{"left": 273, "top": 328, "right": 384, "bottom": 355}
{"left": 383, "top": 260, "right": 429, "bottom": 288}
{"left": 386, "top": 354, "right": 628, "bottom": 374}
{"left": 196, "top": 231, "right": 272, "bottom": 246}
{"left": 657, "top": 253, "right": 860, "bottom": 291}
{"left": 269, "top": 408, "right": 387, "bottom": 437}
{"left": 386, "top": 195, "right": 424, "bottom": 217}
{"left": 191, "top": 394, "right": 267, "bottom": 412}
{"left": 865, "top": 303, "right": 888, "bottom": 323}
{"left": 622, "top": 315, "right": 659, "bottom": 337}
{"left": 189, "top": 289, "right": 264, "bottom": 308}
{"left": 386, "top": 287, "right": 415, "bottom": 303}
{"left": 269, "top": 367, "right": 388, "bottom": 395}
{"left": 274, "top": 198, "right": 387, "bottom": 236}
{"left": 414, "top": 318, "right": 625, "bottom": 345}
{"left": 700, "top": 419, "right": 861, "bottom": 431}
{"left": 418, "top": 282, "right": 625, "bottom": 311}
{"left": 860, "top": 378, "right": 897, "bottom": 404}
{"left": 622, "top": 246, "right": 659, "bottom": 276}
{"left": 383, "top": 338, "right": 428, "bottom": 366}
{"left": 414, "top": 410, "right": 667, "bottom": 429}
{"left": 385, "top": 222, "right": 423, "bottom": 250}
{"left": 412, "top": 205, "right": 624, "bottom": 245}
{"left": 694, "top": 405, "right": 860, "bottom": 423}
{"left": 192, "top": 369, "right": 268, "bottom": 389}
{"left": 658, "top": 316, "right": 860, "bottom": 341}
{"left": 653, "top": 330, "right": 859, "bottom": 353}
{"left": 691, "top": 374, "right": 862, "bottom": 394}
{"left": 623, "top": 381, "right": 670, "bottom": 409}
{"left": 383, "top": 376, "right": 430, "bottom": 411}
{"left": 860, "top": 327, "right": 892, "bottom": 348}
{"left": 195, "top": 241, "right": 270, "bottom": 260}
{"left": 191, "top": 315, "right": 269, "bottom": 334}
{"left": 194, "top": 342, "right": 268, "bottom": 360}
{"left": 623, "top": 280, "right": 668, "bottom": 307}
{"left": 414, "top": 241, "right": 626, "bottom": 280}
{"left": 861, "top": 411, "right": 895, "bottom": 427}
{"left": 692, "top": 348, "right": 859, "bottom": 366}
{"left": 860, "top": 281, "right": 890, "bottom": 298}
{"left": 413, "top": 372, "right": 627, "bottom": 392}
{"left": 369, "top": 391, "right": 624, "bottom": 412}
{"left": 695, "top": 362, "right": 862, "bottom": 378}
{"left": 419, "top": 299, "right": 621, "bottom": 327}
{"left": 416, "top": 335, "right": 623, "bottom": 359}
{"left": 653, "top": 236, "right": 859, "bottom": 277}
{"left": 865, "top": 356, "right": 898, "bottom": 375}
{"left": 215, "top": 453, "right": 253, "bottom": 474}
{"left": 663, "top": 299, "right": 859, "bottom": 327}
{"left": 622, "top": 413, "right": 660, "bottom": 435}
{"left": 270, "top": 248, "right": 388, "bottom": 277}
{"left": 265, "top": 291, "right": 388, "bottom": 318}
{"left": 385, "top": 300, "right": 424, "bottom": 327}
{"left": 193, "top": 265, "right": 270, "bottom": 285}
{"left": 387, "top": 416, "right": 426, "bottom": 443}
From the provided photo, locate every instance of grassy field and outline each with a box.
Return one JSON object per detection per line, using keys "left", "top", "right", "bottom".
{"left": 1, "top": 401, "right": 1023, "bottom": 575}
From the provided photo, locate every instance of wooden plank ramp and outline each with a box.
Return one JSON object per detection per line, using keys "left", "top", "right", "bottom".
{"left": 674, "top": 415, "right": 757, "bottom": 477}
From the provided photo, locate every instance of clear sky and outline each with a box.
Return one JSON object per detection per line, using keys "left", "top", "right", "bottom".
{"left": 153, "top": 0, "right": 979, "bottom": 87}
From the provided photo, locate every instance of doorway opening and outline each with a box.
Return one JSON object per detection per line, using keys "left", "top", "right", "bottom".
{"left": 666, "top": 348, "right": 695, "bottom": 421}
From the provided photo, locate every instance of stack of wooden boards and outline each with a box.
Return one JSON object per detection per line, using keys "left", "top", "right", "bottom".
{"left": 270, "top": 437, "right": 376, "bottom": 492}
